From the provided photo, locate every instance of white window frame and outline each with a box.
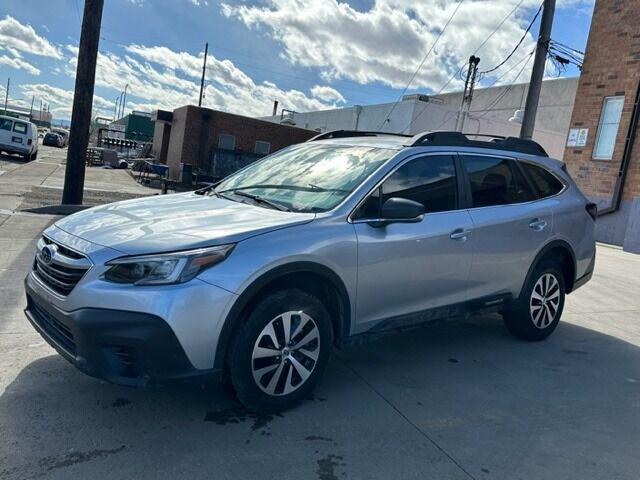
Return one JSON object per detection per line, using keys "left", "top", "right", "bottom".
{"left": 592, "top": 96, "right": 625, "bottom": 160}
{"left": 254, "top": 140, "right": 270, "bottom": 155}
{"left": 217, "top": 133, "right": 236, "bottom": 151}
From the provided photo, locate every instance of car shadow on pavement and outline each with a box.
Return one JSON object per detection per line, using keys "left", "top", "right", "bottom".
{"left": 1, "top": 314, "right": 639, "bottom": 479}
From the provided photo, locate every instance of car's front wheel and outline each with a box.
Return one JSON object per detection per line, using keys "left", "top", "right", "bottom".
{"left": 503, "top": 260, "right": 566, "bottom": 341}
{"left": 228, "top": 288, "right": 332, "bottom": 412}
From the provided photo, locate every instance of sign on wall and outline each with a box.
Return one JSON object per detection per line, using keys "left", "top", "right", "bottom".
{"left": 567, "top": 128, "right": 588, "bottom": 147}
{"left": 108, "top": 123, "right": 126, "bottom": 140}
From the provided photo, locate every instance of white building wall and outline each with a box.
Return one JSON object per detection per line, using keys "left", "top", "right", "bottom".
{"left": 262, "top": 77, "right": 578, "bottom": 159}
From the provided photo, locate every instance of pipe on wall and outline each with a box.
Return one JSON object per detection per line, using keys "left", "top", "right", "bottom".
{"left": 598, "top": 76, "right": 640, "bottom": 217}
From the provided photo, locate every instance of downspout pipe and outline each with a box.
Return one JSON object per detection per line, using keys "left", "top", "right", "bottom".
{"left": 598, "top": 77, "right": 640, "bottom": 217}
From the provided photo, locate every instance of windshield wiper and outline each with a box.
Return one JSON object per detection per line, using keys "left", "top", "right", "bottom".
{"left": 219, "top": 184, "right": 349, "bottom": 194}
{"left": 229, "top": 190, "right": 291, "bottom": 212}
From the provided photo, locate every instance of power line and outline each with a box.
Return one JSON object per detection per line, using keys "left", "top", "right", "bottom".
{"left": 377, "top": 0, "right": 465, "bottom": 130}
{"left": 430, "top": 51, "right": 534, "bottom": 132}
{"left": 404, "top": 0, "right": 527, "bottom": 133}
{"left": 480, "top": 2, "right": 542, "bottom": 74}
{"left": 474, "top": 51, "right": 535, "bottom": 120}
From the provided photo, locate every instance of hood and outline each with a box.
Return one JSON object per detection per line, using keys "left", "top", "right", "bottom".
{"left": 54, "top": 192, "right": 315, "bottom": 255}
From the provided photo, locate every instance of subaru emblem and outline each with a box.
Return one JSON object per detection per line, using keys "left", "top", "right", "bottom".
{"left": 41, "top": 244, "right": 57, "bottom": 265}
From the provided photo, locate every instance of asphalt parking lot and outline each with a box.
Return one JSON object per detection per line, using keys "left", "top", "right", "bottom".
{"left": 1, "top": 147, "right": 639, "bottom": 479}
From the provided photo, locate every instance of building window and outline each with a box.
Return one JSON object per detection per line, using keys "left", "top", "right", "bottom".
{"left": 254, "top": 141, "right": 270, "bottom": 155}
{"left": 593, "top": 96, "right": 625, "bottom": 160}
{"left": 218, "top": 134, "right": 235, "bottom": 151}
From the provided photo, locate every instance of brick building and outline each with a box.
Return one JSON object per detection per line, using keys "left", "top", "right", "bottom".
{"left": 564, "top": 0, "right": 640, "bottom": 252}
{"left": 151, "top": 105, "right": 316, "bottom": 180}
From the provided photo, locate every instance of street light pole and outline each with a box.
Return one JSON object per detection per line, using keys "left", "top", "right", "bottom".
{"left": 114, "top": 93, "right": 121, "bottom": 121}
{"left": 520, "top": 0, "right": 556, "bottom": 140}
{"left": 3, "top": 78, "right": 9, "bottom": 115}
{"left": 120, "top": 84, "right": 129, "bottom": 118}
{"left": 62, "top": 0, "right": 105, "bottom": 205}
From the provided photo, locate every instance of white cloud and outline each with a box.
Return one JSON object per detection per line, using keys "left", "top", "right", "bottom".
{"left": 310, "top": 85, "right": 345, "bottom": 103}
{"left": 220, "top": 0, "right": 556, "bottom": 92}
{"left": 0, "top": 54, "right": 40, "bottom": 75}
{"left": 19, "top": 83, "right": 113, "bottom": 118}
{"left": 61, "top": 42, "right": 344, "bottom": 119}
{"left": 0, "top": 15, "right": 62, "bottom": 59}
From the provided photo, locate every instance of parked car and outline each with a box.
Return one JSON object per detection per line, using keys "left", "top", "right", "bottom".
{"left": 51, "top": 128, "right": 69, "bottom": 146}
{"left": 0, "top": 114, "right": 38, "bottom": 161}
{"left": 43, "top": 132, "right": 63, "bottom": 148}
{"left": 24, "top": 130, "right": 596, "bottom": 412}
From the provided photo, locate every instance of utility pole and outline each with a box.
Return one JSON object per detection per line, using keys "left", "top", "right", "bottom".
{"left": 62, "top": 0, "right": 104, "bottom": 205}
{"left": 520, "top": 0, "right": 556, "bottom": 140}
{"left": 455, "top": 56, "right": 480, "bottom": 132}
{"left": 39, "top": 99, "right": 43, "bottom": 123}
{"left": 29, "top": 95, "right": 35, "bottom": 118}
{"left": 3, "top": 78, "right": 9, "bottom": 114}
{"left": 199, "top": 42, "right": 208, "bottom": 107}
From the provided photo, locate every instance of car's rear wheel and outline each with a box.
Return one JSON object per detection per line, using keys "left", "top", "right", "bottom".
{"left": 228, "top": 288, "right": 332, "bottom": 412}
{"left": 503, "top": 260, "right": 565, "bottom": 341}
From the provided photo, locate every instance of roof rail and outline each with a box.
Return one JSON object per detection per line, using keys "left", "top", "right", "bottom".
{"left": 409, "top": 131, "right": 549, "bottom": 157}
{"left": 307, "top": 130, "right": 413, "bottom": 142}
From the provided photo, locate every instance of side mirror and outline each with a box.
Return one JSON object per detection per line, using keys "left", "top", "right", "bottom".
{"left": 369, "top": 197, "right": 425, "bottom": 227}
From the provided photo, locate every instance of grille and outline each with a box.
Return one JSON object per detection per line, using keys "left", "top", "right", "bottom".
{"left": 30, "top": 299, "right": 76, "bottom": 355}
{"left": 33, "top": 236, "right": 91, "bottom": 296}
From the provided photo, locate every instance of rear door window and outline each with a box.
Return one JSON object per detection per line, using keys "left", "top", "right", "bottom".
{"left": 13, "top": 122, "right": 27, "bottom": 134}
{"left": 0, "top": 119, "right": 12, "bottom": 131}
{"left": 462, "top": 155, "right": 536, "bottom": 208}
{"left": 521, "top": 162, "right": 564, "bottom": 198}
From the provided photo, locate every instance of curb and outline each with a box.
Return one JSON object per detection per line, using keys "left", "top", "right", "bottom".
{"left": 21, "top": 204, "right": 93, "bottom": 215}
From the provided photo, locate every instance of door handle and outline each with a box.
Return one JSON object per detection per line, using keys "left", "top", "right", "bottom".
{"left": 450, "top": 228, "right": 472, "bottom": 241}
{"left": 529, "top": 218, "right": 547, "bottom": 231}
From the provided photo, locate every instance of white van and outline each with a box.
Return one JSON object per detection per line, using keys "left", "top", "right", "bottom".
{"left": 0, "top": 115, "right": 39, "bottom": 161}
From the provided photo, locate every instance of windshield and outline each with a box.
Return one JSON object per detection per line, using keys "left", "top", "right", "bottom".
{"left": 214, "top": 143, "right": 396, "bottom": 212}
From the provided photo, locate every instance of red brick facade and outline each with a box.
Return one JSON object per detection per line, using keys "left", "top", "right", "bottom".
{"left": 565, "top": 0, "right": 640, "bottom": 198}
{"left": 154, "top": 105, "right": 316, "bottom": 180}
{"left": 564, "top": 0, "right": 640, "bottom": 251}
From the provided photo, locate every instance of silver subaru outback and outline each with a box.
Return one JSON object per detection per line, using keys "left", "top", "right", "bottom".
{"left": 24, "top": 131, "right": 596, "bottom": 412}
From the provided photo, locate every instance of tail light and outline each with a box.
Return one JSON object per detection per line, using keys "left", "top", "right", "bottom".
{"left": 586, "top": 202, "right": 597, "bottom": 220}
{"left": 27, "top": 138, "right": 32, "bottom": 145}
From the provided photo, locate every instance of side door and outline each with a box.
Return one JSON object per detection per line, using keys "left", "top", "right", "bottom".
{"left": 352, "top": 153, "right": 474, "bottom": 333}
{"left": 460, "top": 154, "right": 553, "bottom": 301}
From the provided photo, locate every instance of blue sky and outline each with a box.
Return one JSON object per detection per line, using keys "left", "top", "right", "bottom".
{"left": 0, "top": 0, "right": 594, "bottom": 122}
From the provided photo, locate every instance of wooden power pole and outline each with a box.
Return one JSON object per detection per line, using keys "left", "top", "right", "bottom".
{"left": 62, "top": 0, "right": 105, "bottom": 205}
{"left": 520, "top": 0, "right": 556, "bottom": 140}
{"left": 199, "top": 42, "right": 208, "bottom": 107}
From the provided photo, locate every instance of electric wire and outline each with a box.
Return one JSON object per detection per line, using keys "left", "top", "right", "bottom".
{"left": 376, "top": 0, "right": 466, "bottom": 130}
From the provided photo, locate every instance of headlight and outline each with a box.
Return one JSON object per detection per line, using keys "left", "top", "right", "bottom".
{"left": 103, "top": 244, "right": 235, "bottom": 285}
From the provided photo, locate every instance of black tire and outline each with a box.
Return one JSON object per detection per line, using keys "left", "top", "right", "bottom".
{"left": 228, "top": 288, "right": 332, "bottom": 412}
{"left": 29, "top": 151, "right": 37, "bottom": 162}
{"left": 503, "top": 260, "right": 566, "bottom": 341}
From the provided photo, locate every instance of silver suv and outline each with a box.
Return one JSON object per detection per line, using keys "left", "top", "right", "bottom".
{"left": 24, "top": 131, "right": 596, "bottom": 412}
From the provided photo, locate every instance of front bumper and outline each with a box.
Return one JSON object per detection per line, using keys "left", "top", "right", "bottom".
{"left": 25, "top": 280, "right": 223, "bottom": 386}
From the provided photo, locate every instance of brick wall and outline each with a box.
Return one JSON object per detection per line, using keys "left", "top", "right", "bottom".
{"left": 564, "top": 0, "right": 640, "bottom": 201}
{"left": 163, "top": 105, "right": 316, "bottom": 180}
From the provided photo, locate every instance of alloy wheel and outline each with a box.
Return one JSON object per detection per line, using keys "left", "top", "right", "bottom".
{"left": 251, "top": 311, "right": 320, "bottom": 396}
{"left": 529, "top": 273, "right": 560, "bottom": 329}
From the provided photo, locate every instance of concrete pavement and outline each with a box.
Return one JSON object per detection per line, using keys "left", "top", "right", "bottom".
{"left": 0, "top": 150, "right": 639, "bottom": 479}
